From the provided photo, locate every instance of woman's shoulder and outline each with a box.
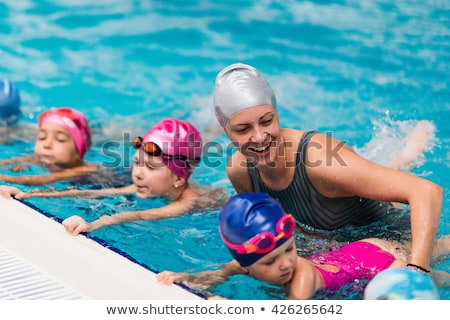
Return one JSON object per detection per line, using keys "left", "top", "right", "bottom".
{"left": 281, "top": 127, "right": 306, "bottom": 138}
{"left": 281, "top": 128, "right": 319, "bottom": 144}
{"left": 281, "top": 128, "right": 315, "bottom": 154}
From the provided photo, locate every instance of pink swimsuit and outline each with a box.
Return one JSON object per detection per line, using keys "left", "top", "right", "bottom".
{"left": 307, "top": 241, "right": 395, "bottom": 289}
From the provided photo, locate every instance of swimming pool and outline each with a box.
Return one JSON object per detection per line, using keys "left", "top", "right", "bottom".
{"left": 1, "top": 0, "right": 448, "bottom": 299}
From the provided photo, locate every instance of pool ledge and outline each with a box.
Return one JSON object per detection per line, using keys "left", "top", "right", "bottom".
{"left": 0, "top": 197, "right": 203, "bottom": 300}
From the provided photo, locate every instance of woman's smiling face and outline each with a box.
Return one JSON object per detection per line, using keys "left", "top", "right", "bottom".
{"left": 225, "top": 104, "right": 281, "bottom": 167}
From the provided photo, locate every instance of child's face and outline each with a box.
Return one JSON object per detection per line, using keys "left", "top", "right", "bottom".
{"left": 225, "top": 105, "right": 281, "bottom": 167}
{"left": 247, "top": 237, "right": 297, "bottom": 287}
{"left": 34, "top": 122, "right": 81, "bottom": 170}
{"left": 131, "top": 149, "right": 177, "bottom": 198}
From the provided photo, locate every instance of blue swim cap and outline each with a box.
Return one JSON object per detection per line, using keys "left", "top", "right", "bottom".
{"left": 219, "top": 192, "right": 295, "bottom": 267}
{"left": 0, "top": 78, "right": 21, "bottom": 125}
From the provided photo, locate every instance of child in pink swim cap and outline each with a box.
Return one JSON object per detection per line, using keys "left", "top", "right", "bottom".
{"left": 0, "top": 107, "right": 98, "bottom": 185}
{"left": 2, "top": 118, "right": 226, "bottom": 235}
{"left": 61, "top": 118, "right": 225, "bottom": 235}
{"left": 157, "top": 193, "right": 449, "bottom": 300}
{"left": 138, "top": 117, "right": 202, "bottom": 180}
{"left": 38, "top": 107, "right": 92, "bottom": 160}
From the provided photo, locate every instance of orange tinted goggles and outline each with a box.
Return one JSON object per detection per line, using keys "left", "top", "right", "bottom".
{"left": 132, "top": 136, "right": 200, "bottom": 166}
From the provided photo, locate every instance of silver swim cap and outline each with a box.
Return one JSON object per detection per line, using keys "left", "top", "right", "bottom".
{"left": 213, "top": 63, "right": 276, "bottom": 127}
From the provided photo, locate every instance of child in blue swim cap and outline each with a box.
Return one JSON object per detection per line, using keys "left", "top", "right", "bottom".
{"left": 157, "top": 192, "right": 449, "bottom": 299}
{"left": 218, "top": 192, "right": 296, "bottom": 268}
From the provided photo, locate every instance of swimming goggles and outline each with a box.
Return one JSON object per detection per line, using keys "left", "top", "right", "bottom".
{"left": 221, "top": 214, "right": 296, "bottom": 254}
{"left": 132, "top": 136, "right": 200, "bottom": 166}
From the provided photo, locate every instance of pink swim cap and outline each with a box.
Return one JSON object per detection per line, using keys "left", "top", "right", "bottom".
{"left": 38, "top": 107, "right": 92, "bottom": 159}
{"left": 141, "top": 118, "right": 202, "bottom": 180}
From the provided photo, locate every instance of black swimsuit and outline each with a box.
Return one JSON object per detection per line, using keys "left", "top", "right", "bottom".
{"left": 247, "top": 131, "right": 396, "bottom": 230}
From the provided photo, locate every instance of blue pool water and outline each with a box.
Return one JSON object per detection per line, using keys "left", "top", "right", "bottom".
{"left": 1, "top": 0, "right": 449, "bottom": 299}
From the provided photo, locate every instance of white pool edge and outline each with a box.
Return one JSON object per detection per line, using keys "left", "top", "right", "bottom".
{"left": 0, "top": 197, "right": 203, "bottom": 300}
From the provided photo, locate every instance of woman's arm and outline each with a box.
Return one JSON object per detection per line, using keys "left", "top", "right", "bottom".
{"left": 306, "top": 133, "right": 442, "bottom": 270}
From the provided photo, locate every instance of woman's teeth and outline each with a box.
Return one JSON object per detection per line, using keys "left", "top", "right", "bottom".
{"left": 254, "top": 145, "right": 269, "bottom": 152}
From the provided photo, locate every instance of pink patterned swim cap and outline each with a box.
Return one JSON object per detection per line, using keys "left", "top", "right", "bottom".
{"left": 38, "top": 107, "right": 92, "bottom": 159}
{"left": 141, "top": 118, "right": 203, "bottom": 180}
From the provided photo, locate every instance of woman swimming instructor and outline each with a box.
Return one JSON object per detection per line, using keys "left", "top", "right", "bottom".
{"left": 213, "top": 62, "right": 442, "bottom": 273}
